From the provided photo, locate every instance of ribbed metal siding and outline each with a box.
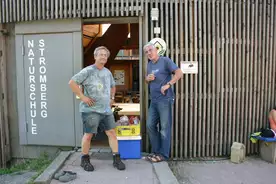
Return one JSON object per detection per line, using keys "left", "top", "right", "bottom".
{"left": 1, "top": 0, "right": 276, "bottom": 158}
{"left": 144, "top": 0, "right": 276, "bottom": 158}
{"left": 0, "top": 0, "right": 144, "bottom": 23}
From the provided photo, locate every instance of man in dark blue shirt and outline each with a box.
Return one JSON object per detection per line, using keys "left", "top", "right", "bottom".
{"left": 144, "top": 42, "right": 183, "bottom": 162}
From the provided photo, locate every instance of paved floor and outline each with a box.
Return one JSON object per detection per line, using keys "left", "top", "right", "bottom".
{"left": 170, "top": 156, "right": 276, "bottom": 184}
{"left": 0, "top": 171, "right": 37, "bottom": 184}
{"left": 50, "top": 152, "right": 159, "bottom": 184}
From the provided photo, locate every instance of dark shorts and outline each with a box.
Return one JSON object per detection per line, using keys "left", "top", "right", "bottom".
{"left": 81, "top": 112, "right": 116, "bottom": 134}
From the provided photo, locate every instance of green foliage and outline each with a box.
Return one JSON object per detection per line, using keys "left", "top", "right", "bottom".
{"left": 0, "top": 152, "right": 52, "bottom": 183}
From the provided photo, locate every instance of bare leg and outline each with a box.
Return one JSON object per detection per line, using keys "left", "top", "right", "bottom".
{"left": 268, "top": 109, "right": 276, "bottom": 131}
{"left": 105, "top": 129, "right": 125, "bottom": 170}
{"left": 80, "top": 133, "right": 94, "bottom": 171}
{"left": 105, "top": 129, "right": 118, "bottom": 152}
{"left": 81, "top": 133, "right": 93, "bottom": 155}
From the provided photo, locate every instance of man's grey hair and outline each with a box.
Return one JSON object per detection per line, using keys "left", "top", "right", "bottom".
{"left": 94, "top": 46, "right": 110, "bottom": 57}
{"left": 143, "top": 42, "right": 156, "bottom": 51}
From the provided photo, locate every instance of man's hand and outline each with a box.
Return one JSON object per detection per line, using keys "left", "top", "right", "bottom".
{"left": 161, "top": 84, "right": 170, "bottom": 95}
{"left": 80, "top": 95, "right": 95, "bottom": 106}
{"left": 146, "top": 74, "right": 155, "bottom": 82}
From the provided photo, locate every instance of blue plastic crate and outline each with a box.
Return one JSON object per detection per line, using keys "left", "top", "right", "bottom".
{"left": 117, "top": 136, "right": 141, "bottom": 159}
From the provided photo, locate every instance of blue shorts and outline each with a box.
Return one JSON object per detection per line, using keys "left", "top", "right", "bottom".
{"left": 81, "top": 112, "right": 116, "bottom": 134}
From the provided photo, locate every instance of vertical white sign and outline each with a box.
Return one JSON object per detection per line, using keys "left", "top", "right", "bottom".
{"left": 27, "top": 39, "right": 48, "bottom": 135}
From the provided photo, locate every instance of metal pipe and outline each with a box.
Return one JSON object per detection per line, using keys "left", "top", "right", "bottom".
{"left": 60, "top": 0, "right": 63, "bottom": 19}
{"left": 179, "top": 0, "right": 184, "bottom": 158}
{"left": 219, "top": 0, "right": 224, "bottom": 156}
{"left": 131, "top": 0, "right": 134, "bottom": 16}
{"left": 256, "top": 0, "right": 263, "bottom": 148}
{"left": 55, "top": 0, "right": 58, "bottom": 18}
{"left": 21, "top": 0, "right": 24, "bottom": 21}
{"left": 50, "top": 0, "right": 53, "bottom": 19}
{"left": 188, "top": 0, "right": 194, "bottom": 157}
{"left": 69, "top": 0, "right": 72, "bottom": 18}
{"left": 236, "top": 0, "right": 242, "bottom": 144}
{"left": 116, "top": 0, "right": 119, "bottom": 16}
{"left": 202, "top": 0, "right": 207, "bottom": 157}
{"left": 240, "top": 0, "right": 246, "bottom": 146}
{"left": 197, "top": 0, "right": 202, "bottom": 157}
{"left": 144, "top": 0, "right": 150, "bottom": 153}
{"left": 223, "top": 0, "right": 229, "bottom": 155}
{"left": 184, "top": 0, "right": 188, "bottom": 158}
{"left": 263, "top": 0, "right": 270, "bottom": 128}
{"left": 271, "top": 0, "right": 276, "bottom": 112}
{"left": 211, "top": 0, "right": 216, "bottom": 157}
{"left": 10, "top": 0, "right": 14, "bottom": 21}
{"left": 244, "top": 0, "right": 251, "bottom": 153}
{"left": 102, "top": 0, "right": 105, "bottom": 17}
{"left": 120, "top": 0, "right": 124, "bottom": 16}
{"left": 46, "top": 0, "right": 49, "bottom": 19}
{"left": 126, "top": 0, "right": 129, "bottom": 16}
{"left": 193, "top": 0, "right": 198, "bottom": 157}
{"left": 206, "top": 0, "right": 211, "bottom": 157}
{"left": 260, "top": 0, "right": 266, "bottom": 137}
{"left": 97, "top": 0, "right": 100, "bottom": 17}
{"left": 252, "top": 0, "right": 259, "bottom": 153}
{"left": 16, "top": 0, "right": 19, "bottom": 22}
{"left": 248, "top": 0, "right": 255, "bottom": 153}
{"left": 175, "top": 0, "right": 179, "bottom": 158}
{"left": 228, "top": 0, "right": 233, "bottom": 154}
{"left": 42, "top": 0, "right": 45, "bottom": 19}
{"left": 232, "top": 0, "right": 237, "bottom": 149}
{"left": 65, "top": 0, "right": 68, "bottom": 18}
{"left": 215, "top": 0, "right": 220, "bottom": 156}
{"left": 24, "top": 0, "right": 28, "bottom": 21}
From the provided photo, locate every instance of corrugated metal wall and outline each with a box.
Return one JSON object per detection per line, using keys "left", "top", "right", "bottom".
{"left": 0, "top": 0, "right": 276, "bottom": 158}
{"left": 0, "top": 0, "right": 143, "bottom": 22}
{"left": 144, "top": 0, "right": 276, "bottom": 158}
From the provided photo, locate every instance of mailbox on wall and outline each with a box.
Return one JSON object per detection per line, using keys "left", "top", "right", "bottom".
{"left": 15, "top": 19, "right": 83, "bottom": 147}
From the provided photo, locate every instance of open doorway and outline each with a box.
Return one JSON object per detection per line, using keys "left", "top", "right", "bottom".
{"left": 81, "top": 18, "right": 141, "bottom": 147}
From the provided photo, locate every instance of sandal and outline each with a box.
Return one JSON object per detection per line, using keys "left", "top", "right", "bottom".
{"left": 151, "top": 154, "right": 166, "bottom": 163}
{"left": 143, "top": 153, "right": 156, "bottom": 162}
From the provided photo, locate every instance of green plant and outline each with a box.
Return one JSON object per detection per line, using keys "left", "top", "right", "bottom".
{"left": 0, "top": 152, "right": 53, "bottom": 183}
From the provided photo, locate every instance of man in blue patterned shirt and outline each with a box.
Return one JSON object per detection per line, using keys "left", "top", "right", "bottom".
{"left": 69, "top": 46, "right": 125, "bottom": 171}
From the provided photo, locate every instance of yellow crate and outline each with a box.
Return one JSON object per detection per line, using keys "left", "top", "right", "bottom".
{"left": 116, "top": 124, "right": 140, "bottom": 136}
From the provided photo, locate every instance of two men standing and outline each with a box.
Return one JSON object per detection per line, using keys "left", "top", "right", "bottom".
{"left": 69, "top": 42, "right": 182, "bottom": 172}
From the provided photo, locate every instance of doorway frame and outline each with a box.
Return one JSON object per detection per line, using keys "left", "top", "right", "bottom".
{"left": 78, "top": 17, "right": 145, "bottom": 149}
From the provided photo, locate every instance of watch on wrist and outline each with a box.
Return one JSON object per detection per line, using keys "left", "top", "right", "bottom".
{"left": 167, "top": 82, "right": 172, "bottom": 87}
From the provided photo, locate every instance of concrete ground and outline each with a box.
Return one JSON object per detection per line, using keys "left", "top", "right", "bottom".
{"left": 169, "top": 156, "right": 276, "bottom": 184}
{"left": 0, "top": 171, "right": 37, "bottom": 184}
{"left": 50, "top": 151, "right": 160, "bottom": 184}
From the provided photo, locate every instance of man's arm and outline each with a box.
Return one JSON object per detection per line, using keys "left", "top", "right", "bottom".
{"left": 69, "top": 79, "right": 85, "bottom": 99}
{"left": 111, "top": 86, "right": 116, "bottom": 99}
{"left": 69, "top": 72, "right": 95, "bottom": 106}
{"left": 168, "top": 68, "right": 183, "bottom": 85}
{"left": 161, "top": 68, "right": 183, "bottom": 95}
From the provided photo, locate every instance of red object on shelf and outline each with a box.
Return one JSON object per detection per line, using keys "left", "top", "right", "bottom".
{"left": 129, "top": 116, "right": 135, "bottom": 124}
